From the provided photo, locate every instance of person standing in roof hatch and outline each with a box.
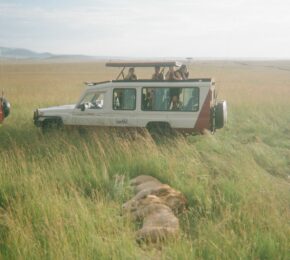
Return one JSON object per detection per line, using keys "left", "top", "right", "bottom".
{"left": 165, "top": 66, "right": 182, "bottom": 80}
{"left": 152, "top": 66, "right": 164, "bottom": 80}
{"left": 125, "top": 67, "right": 138, "bottom": 80}
{"left": 176, "top": 65, "right": 189, "bottom": 80}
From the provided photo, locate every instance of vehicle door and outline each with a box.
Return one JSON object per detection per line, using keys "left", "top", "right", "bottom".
{"left": 139, "top": 87, "right": 170, "bottom": 127}
{"left": 139, "top": 86, "right": 199, "bottom": 128}
{"left": 108, "top": 88, "right": 137, "bottom": 127}
{"left": 72, "top": 91, "right": 106, "bottom": 126}
{"left": 166, "top": 87, "right": 200, "bottom": 128}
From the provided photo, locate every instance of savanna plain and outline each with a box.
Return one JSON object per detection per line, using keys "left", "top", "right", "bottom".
{"left": 0, "top": 60, "right": 289, "bottom": 259}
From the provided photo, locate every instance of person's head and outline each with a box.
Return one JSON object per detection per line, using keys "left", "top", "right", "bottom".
{"left": 129, "top": 67, "right": 135, "bottom": 74}
{"left": 181, "top": 65, "right": 187, "bottom": 72}
{"left": 155, "top": 66, "right": 160, "bottom": 73}
{"left": 172, "top": 95, "right": 178, "bottom": 102}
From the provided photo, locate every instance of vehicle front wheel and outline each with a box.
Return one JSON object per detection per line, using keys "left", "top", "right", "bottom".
{"left": 41, "top": 118, "right": 63, "bottom": 133}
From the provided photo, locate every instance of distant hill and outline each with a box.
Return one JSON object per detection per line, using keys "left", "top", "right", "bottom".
{"left": 0, "top": 47, "right": 194, "bottom": 62}
{"left": 0, "top": 47, "right": 54, "bottom": 59}
{"left": 0, "top": 47, "right": 187, "bottom": 61}
{"left": 0, "top": 47, "right": 104, "bottom": 60}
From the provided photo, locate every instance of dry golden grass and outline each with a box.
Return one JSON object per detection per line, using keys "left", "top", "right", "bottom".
{"left": 0, "top": 59, "right": 289, "bottom": 259}
{"left": 1, "top": 59, "right": 290, "bottom": 107}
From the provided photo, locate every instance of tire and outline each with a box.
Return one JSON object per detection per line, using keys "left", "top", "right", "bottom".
{"left": 41, "top": 118, "right": 63, "bottom": 133}
{"left": 146, "top": 122, "right": 173, "bottom": 136}
{"left": 215, "top": 101, "right": 227, "bottom": 129}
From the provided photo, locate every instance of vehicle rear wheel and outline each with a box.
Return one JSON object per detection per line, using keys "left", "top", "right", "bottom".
{"left": 146, "top": 122, "right": 174, "bottom": 137}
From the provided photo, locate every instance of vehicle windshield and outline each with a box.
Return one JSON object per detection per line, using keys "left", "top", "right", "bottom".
{"left": 78, "top": 92, "right": 104, "bottom": 109}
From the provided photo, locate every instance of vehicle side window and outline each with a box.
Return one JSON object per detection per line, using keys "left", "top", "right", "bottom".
{"left": 182, "top": 88, "right": 199, "bottom": 111}
{"left": 113, "top": 88, "right": 136, "bottom": 110}
{"left": 142, "top": 87, "right": 199, "bottom": 112}
{"left": 79, "top": 92, "right": 104, "bottom": 109}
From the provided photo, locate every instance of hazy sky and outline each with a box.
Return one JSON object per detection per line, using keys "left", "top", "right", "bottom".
{"left": 0, "top": 0, "right": 289, "bottom": 58}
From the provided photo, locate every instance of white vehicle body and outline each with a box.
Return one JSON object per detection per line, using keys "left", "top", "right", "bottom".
{"left": 34, "top": 61, "right": 227, "bottom": 133}
{"left": 34, "top": 79, "right": 226, "bottom": 133}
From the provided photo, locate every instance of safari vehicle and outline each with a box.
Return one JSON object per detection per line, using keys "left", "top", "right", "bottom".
{"left": 33, "top": 61, "right": 227, "bottom": 133}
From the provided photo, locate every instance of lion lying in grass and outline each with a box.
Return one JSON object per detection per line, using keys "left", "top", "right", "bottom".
{"left": 123, "top": 175, "right": 187, "bottom": 243}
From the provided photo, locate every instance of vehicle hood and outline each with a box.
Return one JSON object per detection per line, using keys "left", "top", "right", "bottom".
{"left": 38, "top": 104, "right": 76, "bottom": 114}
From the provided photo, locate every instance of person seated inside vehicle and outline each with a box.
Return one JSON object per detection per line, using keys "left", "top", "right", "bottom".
{"left": 169, "top": 95, "right": 182, "bottom": 111}
{"left": 152, "top": 66, "right": 164, "bottom": 80}
{"left": 176, "top": 64, "right": 189, "bottom": 80}
{"left": 143, "top": 91, "right": 153, "bottom": 110}
{"left": 125, "top": 67, "right": 137, "bottom": 80}
{"left": 113, "top": 91, "right": 121, "bottom": 109}
{"left": 165, "top": 66, "right": 182, "bottom": 80}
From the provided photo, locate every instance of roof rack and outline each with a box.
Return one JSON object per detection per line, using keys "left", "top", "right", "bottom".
{"left": 106, "top": 61, "right": 182, "bottom": 68}
{"left": 106, "top": 60, "right": 182, "bottom": 80}
{"left": 112, "top": 78, "right": 212, "bottom": 83}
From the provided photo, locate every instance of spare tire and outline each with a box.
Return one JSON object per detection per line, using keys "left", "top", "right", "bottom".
{"left": 215, "top": 101, "right": 227, "bottom": 129}
{"left": 2, "top": 98, "right": 11, "bottom": 118}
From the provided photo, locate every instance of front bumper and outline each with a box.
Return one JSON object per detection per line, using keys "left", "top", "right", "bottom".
{"left": 33, "top": 110, "right": 42, "bottom": 127}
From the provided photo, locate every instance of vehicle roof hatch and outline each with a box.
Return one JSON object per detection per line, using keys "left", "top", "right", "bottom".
{"left": 106, "top": 60, "right": 182, "bottom": 80}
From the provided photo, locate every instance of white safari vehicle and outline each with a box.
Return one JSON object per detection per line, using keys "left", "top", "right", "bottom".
{"left": 33, "top": 61, "right": 227, "bottom": 133}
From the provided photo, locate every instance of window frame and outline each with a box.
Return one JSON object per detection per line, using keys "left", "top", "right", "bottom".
{"left": 141, "top": 86, "right": 199, "bottom": 112}
{"left": 112, "top": 88, "right": 137, "bottom": 111}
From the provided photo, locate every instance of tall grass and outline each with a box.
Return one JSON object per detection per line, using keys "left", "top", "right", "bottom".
{"left": 0, "top": 61, "right": 289, "bottom": 259}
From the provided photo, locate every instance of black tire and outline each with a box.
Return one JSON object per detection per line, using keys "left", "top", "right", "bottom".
{"left": 41, "top": 118, "right": 63, "bottom": 133}
{"left": 215, "top": 101, "right": 227, "bottom": 129}
{"left": 146, "top": 122, "right": 174, "bottom": 136}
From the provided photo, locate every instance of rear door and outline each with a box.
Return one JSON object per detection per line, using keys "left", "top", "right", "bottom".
{"left": 139, "top": 86, "right": 200, "bottom": 129}
{"left": 167, "top": 87, "right": 200, "bottom": 129}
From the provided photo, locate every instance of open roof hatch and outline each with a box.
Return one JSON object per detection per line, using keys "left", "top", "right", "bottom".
{"left": 106, "top": 61, "right": 182, "bottom": 80}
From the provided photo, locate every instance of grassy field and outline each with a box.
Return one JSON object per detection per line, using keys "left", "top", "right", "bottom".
{"left": 0, "top": 60, "right": 289, "bottom": 259}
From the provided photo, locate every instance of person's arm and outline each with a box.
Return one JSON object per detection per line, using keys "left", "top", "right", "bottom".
{"left": 174, "top": 71, "right": 182, "bottom": 80}
{"left": 165, "top": 71, "right": 170, "bottom": 80}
